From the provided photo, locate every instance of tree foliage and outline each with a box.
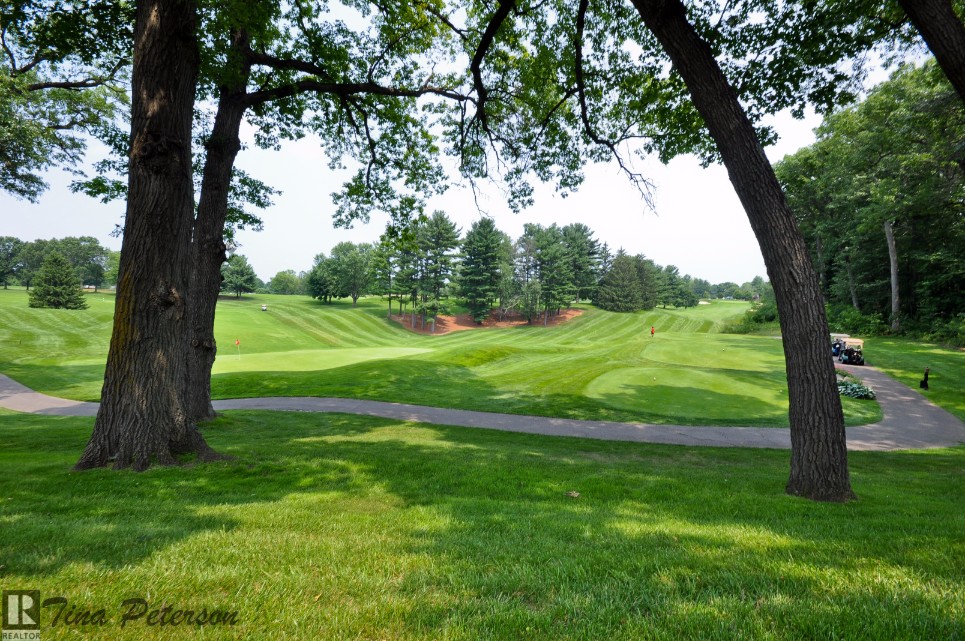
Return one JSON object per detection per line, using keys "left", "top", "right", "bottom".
{"left": 459, "top": 217, "right": 505, "bottom": 323}
{"left": 776, "top": 61, "right": 965, "bottom": 342}
{"left": 329, "top": 242, "right": 373, "bottom": 306}
{"left": 5, "top": 236, "right": 110, "bottom": 289}
{"left": 27, "top": 251, "right": 86, "bottom": 309}
{"left": 268, "top": 269, "right": 304, "bottom": 295}
{"left": 0, "top": 1, "right": 130, "bottom": 201}
{"left": 595, "top": 250, "right": 643, "bottom": 312}
{"left": 220, "top": 254, "right": 258, "bottom": 297}
{"left": 306, "top": 252, "right": 338, "bottom": 303}
{"left": 0, "top": 236, "right": 24, "bottom": 288}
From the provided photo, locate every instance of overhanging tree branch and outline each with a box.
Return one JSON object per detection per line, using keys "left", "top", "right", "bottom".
{"left": 470, "top": 0, "right": 516, "bottom": 133}
{"left": 243, "top": 77, "right": 471, "bottom": 107}
{"left": 575, "top": 0, "right": 654, "bottom": 204}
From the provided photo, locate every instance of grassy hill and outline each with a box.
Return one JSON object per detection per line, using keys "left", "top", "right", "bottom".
{"left": 0, "top": 288, "right": 884, "bottom": 426}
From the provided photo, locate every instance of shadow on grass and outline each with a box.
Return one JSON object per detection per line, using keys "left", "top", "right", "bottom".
{"left": 210, "top": 358, "right": 783, "bottom": 427}
{"left": 0, "top": 361, "right": 106, "bottom": 400}
{"left": 588, "top": 376, "right": 789, "bottom": 427}
{"left": 1, "top": 410, "right": 961, "bottom": 639}
{"left": 220, "top": 413, "right": 962, "bottom": 639}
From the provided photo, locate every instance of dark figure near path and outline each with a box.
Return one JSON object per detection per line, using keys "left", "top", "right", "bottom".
{"left": 920, "top": 367, "right": 930, "bottom": 390}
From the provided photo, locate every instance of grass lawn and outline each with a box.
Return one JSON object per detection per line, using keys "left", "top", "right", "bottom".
{"left": 0, "top": 289, "right": 887, "bottom": 427}
{"left": 865, "top": 337, "right": 965, "bottom": 422}
{"left": 1, "top": 410, "right": 962, "bottom": 640}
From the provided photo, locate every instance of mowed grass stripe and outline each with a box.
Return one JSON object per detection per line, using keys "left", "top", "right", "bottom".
{"left": 1, "top": 302, "right": 112, "bottom": 355}
{"left": 216, "top": 297, "right": 410, "bottom": 351}
{"left": 0, "top": 289, "right": 893, "bottom": 427}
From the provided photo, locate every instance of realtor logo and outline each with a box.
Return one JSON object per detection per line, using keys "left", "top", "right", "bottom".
{"left": 2, "top": 591, "right": 40, "bottom": 639}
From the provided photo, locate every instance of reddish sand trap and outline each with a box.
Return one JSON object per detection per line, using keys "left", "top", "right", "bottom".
{"left": 390, "top": 308, "right": 583, "bottom": 335}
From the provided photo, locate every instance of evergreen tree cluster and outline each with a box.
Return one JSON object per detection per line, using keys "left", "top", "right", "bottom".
{"left": 301, "top": 213, "right": 749, "bottom": 324}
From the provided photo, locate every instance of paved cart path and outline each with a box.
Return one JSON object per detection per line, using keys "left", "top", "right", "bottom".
{"left": 0, "top": 366, "right": 962, "bottom": 451}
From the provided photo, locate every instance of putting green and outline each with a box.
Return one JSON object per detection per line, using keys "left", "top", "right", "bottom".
{"left": 585, "top": 366, "right": 788, "bottom": 424}
{"left": 212, "top": 347, "right": 431, "bottom": 373}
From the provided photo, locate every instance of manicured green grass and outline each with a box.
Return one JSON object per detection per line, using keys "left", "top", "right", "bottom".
{"left": 0, "top": 288, "right": 885, "bottom": 427}
{"left": 1, "top": 410, "right": 962, "bottom": 640}
{"left": 865, "top": 336, "right": 965, "bottom": 422}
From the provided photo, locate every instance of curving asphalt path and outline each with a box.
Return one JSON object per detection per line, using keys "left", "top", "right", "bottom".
{"left": 0, "top": 366, "right": 962, "bottom": 451}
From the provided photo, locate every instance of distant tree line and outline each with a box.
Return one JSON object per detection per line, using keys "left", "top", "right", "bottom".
{"left": 0, "top": 236, "right": 117, "bottom": 291}
{"left": 296, "top": 213, "right": 766, "bottom": 328}
{"left": 775, "top": 62, "right": 964, "bottom": 344}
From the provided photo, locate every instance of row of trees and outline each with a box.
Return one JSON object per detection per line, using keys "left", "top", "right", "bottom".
{"left": 0, "top": 236, "right": 117, "bottom": 291}
{"left": 214, "top": 255, "right": 309, "bottom": 298}
{"left": 776, "top": 62, "right": 964, "bottom": 343}
{"left": 300, "top": 214, "right": 766, "bottom": 327}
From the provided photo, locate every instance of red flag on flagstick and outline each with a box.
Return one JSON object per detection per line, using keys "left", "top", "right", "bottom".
{"left": 235, "top": 339, "right": 240, "bottom": 346}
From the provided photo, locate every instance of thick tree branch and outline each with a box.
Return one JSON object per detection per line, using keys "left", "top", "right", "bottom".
{"left": 15, "top": 51, "right": 50, "bottom": 75}
{"left": 27, "top": 78, "right": 103, "bottom": 90}
{"left": 0, "top": 27, "right": 17, "bottom": 70}
{"left": 424, "top": 5, "right": 470, "bottom": 43}
{"left": 470, "top": 0, "right": 516, "bottom": 132}
{"left": 24, "top": 59, "right": 126, "bottom": 92}
{"left": 243, "top": 77, "right": 470, "bottom": 107}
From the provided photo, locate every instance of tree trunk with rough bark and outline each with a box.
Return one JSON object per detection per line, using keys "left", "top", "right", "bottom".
{"left": 884, "top": 219, "right": 901, "bottom": 332}
{"left": 631, "top": 0, "right": 854, "bottom": 501}
{"left": 185, "top": 45, "right": 250, "bottom": 422}
{"left": 75, "top": 0, "right": 221, "bottom": 471}
{"left": 899, "top": 0, "right": 965, "bottom": 104}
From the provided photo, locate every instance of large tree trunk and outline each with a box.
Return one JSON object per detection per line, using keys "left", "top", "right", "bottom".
{"left": 884, "top": 219, "right": 901, "bottom": 332}
{"left": 76, "top": 0, "right": 220, "bottom": 471}
{"left": 186, "top": 40, "right": 251, "bottom": 422}
{"left": 898, "top": 0, "right": 965, "bottom": 104}
{"left": 631, "top": 0, "right": 853, "bottom": 501}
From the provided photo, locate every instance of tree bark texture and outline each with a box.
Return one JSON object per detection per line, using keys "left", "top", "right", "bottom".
{"left": 631, "top": 0, "right": 854, "bottom": 501}
{"left": 76, "top": 0, "right": 219, "bottom": 471}
{"left": 899, "top": 0, "right": 965, "bottom": 105}
{"left": 884, "top": 219, "right": 901, "bottom": 332}
{"left": 186, "top": 61, "right": 250, "bottom": 422}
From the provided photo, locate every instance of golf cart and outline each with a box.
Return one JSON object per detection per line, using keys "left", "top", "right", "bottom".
{"left": 838, "top": 338, "right": 865, "bottom": 366}
{"left": 831, "top": 333, "right": 849, "bottom": 358}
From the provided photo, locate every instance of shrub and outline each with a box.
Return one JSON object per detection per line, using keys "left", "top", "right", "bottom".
{"left": 828, "top": 306, "right": 888, "bottom": 336}
{"left": 722, "top": 300, "right": 779, "bottom": 334}
{"left": 920, "top": 314, "right": 965, "bottom": 348}
{"left": 837, "top": 381, "right": 876, "bottom": 400}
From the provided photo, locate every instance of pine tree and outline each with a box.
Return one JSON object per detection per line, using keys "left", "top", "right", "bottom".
{"left": 594, "top": 250, "right": 641, "bottom": 312}
{"left": 460, "top": 218, "right": 504, "bottom": 323}
{"left": 28, "top": 252, "right": 88, "bottom": 309}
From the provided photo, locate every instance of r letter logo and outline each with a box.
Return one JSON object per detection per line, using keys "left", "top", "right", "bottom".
{"left": 3, "top": 590, "right": 40, "bottom": 634}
